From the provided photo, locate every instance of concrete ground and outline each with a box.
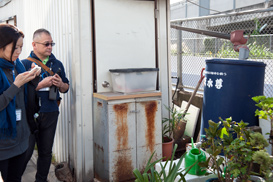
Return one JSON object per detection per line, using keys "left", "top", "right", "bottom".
{"left": 22, "top": 150, "right": 60, "bottom": 182}
{"left": 21, "top": 151, "right": 102, "bottom": 182}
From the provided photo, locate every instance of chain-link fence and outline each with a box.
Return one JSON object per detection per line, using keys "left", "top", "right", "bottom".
{"left": 170, "top": 8, "right": 273, "bottom": 97}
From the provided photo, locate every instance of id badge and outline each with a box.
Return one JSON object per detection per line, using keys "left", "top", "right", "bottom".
{"left": 16, "top": 109, "right": 22, "bottom": 121}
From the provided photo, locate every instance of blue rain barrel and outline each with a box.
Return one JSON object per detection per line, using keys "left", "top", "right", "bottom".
{"left": 201, "top": 59, "right": 266, "bottom": 136}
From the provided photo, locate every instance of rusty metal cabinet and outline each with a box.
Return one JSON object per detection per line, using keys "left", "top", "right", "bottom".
{"left": 93, "top": 92, "right": 162, "bottom": 182}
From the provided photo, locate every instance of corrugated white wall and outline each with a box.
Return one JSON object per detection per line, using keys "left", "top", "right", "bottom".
{"left": 0, "top": 1, "right": 171, "bottom": 181}
{"left": 20, "top": 0, "right": 74, "bottom": 163}
{"left": 0, "top": 0, "right": 94, "bottom": 181}
{"left": 0, "top": 0, "right": 73, "bottom": 162}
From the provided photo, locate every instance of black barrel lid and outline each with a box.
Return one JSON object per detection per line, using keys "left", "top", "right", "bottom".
{"left": 206, "top": 59, "right": 266, "bottom": 67}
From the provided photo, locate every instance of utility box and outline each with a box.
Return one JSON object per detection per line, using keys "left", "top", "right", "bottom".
{"left": 93, "top": 92, "right": 162, "bottom": 182}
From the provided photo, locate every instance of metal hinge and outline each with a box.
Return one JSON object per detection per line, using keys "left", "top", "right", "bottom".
{"left": 154, "top": 9, "right": 159, "bottom": 19}
{"left": 94, "top": 80, "right": 97, "bottom": 90}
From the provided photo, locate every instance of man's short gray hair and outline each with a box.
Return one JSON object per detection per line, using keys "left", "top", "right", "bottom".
{"left": 33, "top": 28, "right": 51, "bottom": 41}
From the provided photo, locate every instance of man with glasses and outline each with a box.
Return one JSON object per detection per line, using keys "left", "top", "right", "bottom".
{"left": 21, "top": 28, "right": 69, "bottom": 182}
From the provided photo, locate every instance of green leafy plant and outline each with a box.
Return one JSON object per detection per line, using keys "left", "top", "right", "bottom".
{"left": 225, "top": 120, "right": 270, "bottom": 182}
{"left": 162, "top": 106, "right": 187, "bottom": 143}
{"left": 217, "top": 42, "right": 239, "bottom": 58}
{"left": 203, "top": 39, "right": 273, "bottom": 59}
{"left": 252, "top": 150, "right": 273, "bottom": 180}
{"left": 252, "top": 95, "right": 273, "bottom": 128}
{"left": 200, "top": 117, "right": 272, "bottom": 182}
{"left": 199, "top": 119, "right": 234, "bottom": 182}
{"left": 248, "top": 41, "right": 273, "bottom": 59}
{"left": 133, "top": 144, "right": 195, "bottom": 182}
{"left": 204, "top": 38, "right": 217, "bottom": 53}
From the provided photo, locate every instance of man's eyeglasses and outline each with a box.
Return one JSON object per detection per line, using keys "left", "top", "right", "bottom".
{"left": 35, "top": 42, "right": 55, "bottom": 47}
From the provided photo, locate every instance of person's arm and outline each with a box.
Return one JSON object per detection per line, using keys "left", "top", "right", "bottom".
{"left": 52, "top": 74, "right": 69, "bottom": 93}
{"left": 13, "top": 71, "right": 38, "bottom": 88}
{"left": 0, "top": 70, "right": 40, "bottom": 111}
{"left": 0, "top": 84, "right": 21, "bottom": 111}
{"left": 58, "top": 82, "right": 69, "bottom": 93}
{"left": 35, "top": 76, "right": 53, "bottom": 91}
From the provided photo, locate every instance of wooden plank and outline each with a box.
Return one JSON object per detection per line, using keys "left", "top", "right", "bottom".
{"left": 93, "top": 92, "right": 162, "bottom": 101}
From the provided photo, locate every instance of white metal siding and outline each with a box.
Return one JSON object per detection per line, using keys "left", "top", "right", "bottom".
{"left": 0, "top": 0, "right": 94, "bottom": 181}
{"left": 20, "top": 0, "right": 74, "bottom": 164}
{"left": 0, "top": 0, "right": 73, "bottom": 163}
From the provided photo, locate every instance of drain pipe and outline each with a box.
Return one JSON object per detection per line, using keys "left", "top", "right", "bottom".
{"left": 171, "top": 25, "right": 250, "bottom": 59}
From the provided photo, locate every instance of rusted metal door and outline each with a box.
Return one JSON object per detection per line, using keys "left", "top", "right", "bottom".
{"left": 135, "top": 97, "right": 162, "bottom": 173}
{"left": 93, "top": 96, "right": 162, "bottom": 181}
{"left": 108, "top": 99, "right": 137, "bottom": 181}
{"left": 93, "top": 98, "right": 136, "bottom": 182}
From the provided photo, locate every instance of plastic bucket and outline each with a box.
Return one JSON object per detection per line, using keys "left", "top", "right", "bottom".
{"left": 201, "top": 59, "right": 266, "bottom": 136}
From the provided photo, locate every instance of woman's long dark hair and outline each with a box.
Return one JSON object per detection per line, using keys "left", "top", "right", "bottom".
{"left": 0, "top": 24, "right": 24, "bottom": 61}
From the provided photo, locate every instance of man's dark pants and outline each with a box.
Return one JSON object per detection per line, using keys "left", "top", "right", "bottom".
{"left": 23, "top": 111, "right": 59, "bottom": 182}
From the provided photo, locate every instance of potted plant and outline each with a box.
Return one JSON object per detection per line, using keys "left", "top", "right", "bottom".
{"left": 162, "top": 106, "right": 175, "bottom": 161}
{"left": 162, "top": 106, "right": 187, "bottom": 160}
{"left": 225, "top": 119, "right": 272, "bottom": 182}
{"left": 199, "top": 119, "right": 234, "bottom": 182}
{"left": 133, "top": 144, "right": 196, "bottom": 182}
{"left": 252, "top": 95, "right": 273, "bottom": 154}
{"left": 200, "top": 117, "right": 273, "bottom": 182}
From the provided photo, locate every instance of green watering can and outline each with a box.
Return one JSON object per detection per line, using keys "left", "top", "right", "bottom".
{"left": 185, "top": 138, "right": 206, "bottom": 175}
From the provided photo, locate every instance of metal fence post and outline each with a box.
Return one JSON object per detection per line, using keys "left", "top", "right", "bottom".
{"left": 177, "top": 27, "right": 183, "bottom": 90}
{"left": 269, "top": 34, "right": 272, "bottom": 51}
